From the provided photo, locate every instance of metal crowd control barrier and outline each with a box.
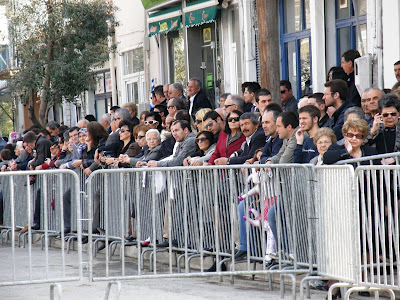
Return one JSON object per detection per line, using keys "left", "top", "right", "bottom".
{"left": 85, "top": 164, "right": 314, "bottom": 299}
{"left": 0, "top": 169, "right": 83, "bottom": 289}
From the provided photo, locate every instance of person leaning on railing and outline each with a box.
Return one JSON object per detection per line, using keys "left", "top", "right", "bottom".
{"left": 367, "top": 93, "right": 400, "bottom": 164}
{"left": 183, "top": 131, "right": 216, "bottom": 166}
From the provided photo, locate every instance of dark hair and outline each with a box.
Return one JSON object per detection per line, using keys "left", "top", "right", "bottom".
{"left": 240, "top": 112, "right": 259, "bottom": 125}
{"left": 278, "top": 111, "right": 299, "bottom": 129}
{"left": 39, "top": 129, "right": 51, "bottom": 138}
{"left": 153, "top": 104, "right": 168, "bottom": 116}
{"left": 220, "top": 93, "right": 231, "bottom": 100}
{"left": 196, "top": 131, "right": 214, "bottom": 152}
{"left": 45, "top": 121, "right": 60, "bottom": 130}
{"left": 224, "top": 110, "right": 243, "bottom": 134}
{"left": 23, "top": 131, "right": 37, "bottom": 143}
{"left": 203, "top": 110, "right": 221, "bottom": 122}
{"left": 394, "top": 60, "right": 400, "bottom": 66}
{"left": 327, "top": 66, "right": 347, "bottom": 81}
{"left": 264, "top": 109, "right": 281, "bottom": 122}
{"left": 324, "top": 79, "right": 348, "bottom": 101}
{"left": 256, "top": 89, "right": 271, "bottom": 102}
{"left": 1, "top": 149, "right": 12, "bottom": 161}
{"left": 3, "top": 143, "right": 15, "bottom": 153}
{"left": 246, "top": 82, "right": 261, "bottom": 94}
{"left": 175, "top": 110, "right": 191, "bottom": 123}
{"left": 85, "top": 114, "right": 96, "bottom": 122}
{"left": 110, "top": 105, "right": 120, "bottom": 112}
{"left": 298, "top": 105, "right": 321, "bottom": 120}
{"left": 241, "top": 82, "right": 250, "bottom": 93}
{"left": 86, "top": 121, "right": 109, "bottom": 147}
{"left": 145, "top": 111, "right": 163, "bottom": 132}
{"left": 309, "top": 93, "right": 324, "bottom": 105}
{"left": 265, "top": 103, "right": 283, "bottom": 113}
{"left": 69, "top": 126, "right": 79, "bottom": 134}
{"left": 280, "top": 80, "right": 292, "bottom": 91}
{"left": 154, "top": 85, "right": 165, "bottom": 97}
{"left": 378, "top": 94, "right": 400, "bottom": 112}
{"left": 342, "top": 49, "right": 361, "bottom": 65}
{"left": 119, "top": 119, "right": 134, "bottom": 133}
{"left": 172, "top": 120, "right": 191, "bottom": 132}
{"left": 23, "top": 124, "right": 42, "bottom": 134}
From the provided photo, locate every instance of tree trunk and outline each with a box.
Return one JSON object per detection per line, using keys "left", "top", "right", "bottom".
{"left": 27, "top": 89, "right": 42, "bottom": 128}
{"left": 256, "top": 0, "right": 280, "bottom": 103}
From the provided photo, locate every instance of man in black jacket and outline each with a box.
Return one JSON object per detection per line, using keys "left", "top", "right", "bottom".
{"left": 341, "top": 49, "right": 361, "bottom": 107}
{"left": 214, "top": 112, "right": 266, "bottom": 165}
{"left": 186, "top": 78, "right": 212, "bottom": 118}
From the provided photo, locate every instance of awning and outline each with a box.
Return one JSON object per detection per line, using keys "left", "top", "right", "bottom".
{"left": 142, "top": 0, "right": 180, "bottom": 11}
{"left": 148, "top": 5, "right": 182, "bottom": 37}
{"left": 183, "top": 0, "right": 218, "bottom": 28}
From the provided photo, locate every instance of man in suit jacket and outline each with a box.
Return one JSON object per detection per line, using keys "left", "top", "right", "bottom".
{"left": 214, "top": 112, "right": 266, "bottom": 165}
{"left": 187, "top": 78, "right": 212, "bottom": 118}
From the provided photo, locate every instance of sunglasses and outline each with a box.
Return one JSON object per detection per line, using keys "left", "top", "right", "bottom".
{"left": 119, "top": 128, "right": 130, "bottom": 133}
{"left": 382, "top": 112, "right": 398, "bottom": 118}
{"left": 224, "top": 104, "right": 234, "bottom": 109}
{"left": 144, "top": 120, "right": 158, "bottom": 125}
{"left": 228, "top": 117, "right": 240, "bottom": 123}
{"left": 195, "top": 119, "right": 203, "bottom": 124}
{"left": 137, "top": 135, "right": 145, "bottom": 139}
{"left": 195, "top": 137, "right": 208, "bottom": 143}
{"left": 280, "top": 90, "right": 287, "bottom": 94}
{"left": 167, "top": 105, "right": 175, "bottom": 109}
{"left": 345, "top": 133, "right": 364, "bottom": 140}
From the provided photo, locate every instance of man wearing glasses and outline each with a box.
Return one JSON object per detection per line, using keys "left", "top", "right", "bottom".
{"left": 280, "top": 80, "right": 298, "bottom": 114}
{"left": 223, "top": 94, "right": 244, "bottom": 114}
{"left": 202, "top": 110, "right": 225, "bottom": 143}
{"left": 167, "top": 97, "right": 186, "bottom": 119}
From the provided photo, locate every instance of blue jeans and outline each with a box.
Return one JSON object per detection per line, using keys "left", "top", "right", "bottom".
{"left": 267, "top": 204, "right": 277, "bottom": 245}
{"left": 238, "top": 200, "right": 247, "bottom": 251}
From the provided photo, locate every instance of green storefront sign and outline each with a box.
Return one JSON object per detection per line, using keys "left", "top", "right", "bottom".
{"left": 184, "top": 5, "right": 217, "bottom": 27}
{"left": 148, "top": 16, "right": 181, "bottom": 36}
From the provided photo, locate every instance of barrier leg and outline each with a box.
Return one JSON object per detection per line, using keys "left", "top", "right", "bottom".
{"left": 104, "top": 281, "right": 121, "bottom": 300}
{"left": 49, "top": 282, "right": 63, "bottom": 300}
{"left": 344, "top": 287, "right": 395, "bottom": 300}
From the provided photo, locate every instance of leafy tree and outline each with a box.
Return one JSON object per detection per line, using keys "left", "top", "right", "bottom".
{"left": 7, "top": 0, "right": 118, "bottom": 126}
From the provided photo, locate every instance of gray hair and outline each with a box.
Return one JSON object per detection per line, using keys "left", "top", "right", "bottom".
{"left": 240, "top": 112, "right": 259, "bottom": 125}
{"left": 368, "top": 87, "right": 384, "bottom": 95}
{"left": 100, "top": 113, "right": 111, "bottom": 123}
{"left": 145, "top": 129, "right": 161, "bottom": 141}
{"left": 230, "top": 94, "right": 244, "bottom": 111}
{"left": 344, "top": 106, "right": 365, "bottom": 121}
{"left": 115, "top": 108, "right": 131, "bottom": 121}
{"left": 171, "top": 83, "right": 184, "bottom": 95}
{"left": 189, "top": 78, "right": 202, "bottom": 88}
{"left": 45, "top": 121, "right": 60, "bottom": 130}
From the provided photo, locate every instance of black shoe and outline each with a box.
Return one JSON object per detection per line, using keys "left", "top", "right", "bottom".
{"left": 125, "top": 236, "right": 136, "bottom": 242}
{"left": 97, "top": 242, "right": 106, "bottom": 252}
{"left": 206, "top": 262, "right": 227, "bottom": 272}
{"left": 358, "top": 291, "right": 370, "bottom": 297}
{"left": 96, "top": 227, "right": 105, "bottom": 235}
{"left": 31, "top": 223, "right": 40, "bottom": 230}
{"left": 156, "top": 239, "right": 178, "bottom": 247}
{"left": 63, "top": 227, "right": 71, "bottom": 235}
{"left": 234, "top": 250, "right": 247, "bottom": 261}
{"left": 82, "top": 237, "right": 88, "bottom": 244}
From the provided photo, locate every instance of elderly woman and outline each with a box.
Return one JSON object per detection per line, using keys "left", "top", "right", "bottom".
{"left": 368, "top": 94, "right": 400, "bottom": 158}
{"left": 309, "top": 128, "right": 337, "bottom": 166}
{"left": 323, "top": 118, "right": 377, "bottom": 165}
{"left": 119, "top": 129, "right": 163, "bottom": 167}
{"left": 195, "top": 108, "right": 212, "bottom": 132}
{"left": 145, "top": 111, "right": 169, "bottom": 142}
{"left": 208, "top": 110, "right": 246, "bottom": 165}
{"left": 183, "top": 131, "right": 216, "bottom": 166}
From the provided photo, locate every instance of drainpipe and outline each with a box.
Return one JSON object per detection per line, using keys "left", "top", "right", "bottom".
{"left": 182, "top": 0, "right": 189, "bottom": 84}
{"left": 375, "top": 0, "right": 383, "bottom": 89}
{"left": 108, "top": 22, "right": 118, "bottom": 105}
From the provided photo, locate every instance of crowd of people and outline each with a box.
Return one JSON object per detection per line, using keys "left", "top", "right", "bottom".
{"left": 1, "top": 49, "right": 399, "bottom": 290}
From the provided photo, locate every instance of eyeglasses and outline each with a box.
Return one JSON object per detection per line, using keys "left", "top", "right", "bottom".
{"left": 119, "top": 128, "right": 130, "bottom": 134}
{"left": 228, "top": 117, "right": 240, "bottom": 123}
{"left": 382, "top": 112, "right": 398, "bottom": 118}
{"left": 345, "top": 133, "right": 364, "bottom": 139}
{"left": 195, "top": 137, "right": 208, "bottom": 143}
{"left": 167, "top": 105, "right": 175, "bottom": 109}
{"left": 224, "top": 104, "right": 234, "bottom": 109}
{"left": 280, "top": 90, "right": 287, "bottom": 94}
{"left": 316, "top": 140, "right": 331, "bottom": 145}
{"left": 115, "top": 117, "right": 122, "bottom": 120}
{"left": 195, "top": 119, "right": 203, "bottom": 124}
{"left": 137, "top": 135, "right": 145, "bottom": 140}
{"left": 205, "top": 121, "right": 214, "bottom": 128}
{"left": 144, "top": 120, "right": 158, "bottom": 125}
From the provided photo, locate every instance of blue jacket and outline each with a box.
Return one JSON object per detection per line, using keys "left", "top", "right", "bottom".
{"left": 260, "top": 135, "right": 283, "bottom": 164}
{"left": 329, "top": 101, "right": 354, "bottom": 140}
{"left": 293, "top": 137, "right": 318, "bottom": 163}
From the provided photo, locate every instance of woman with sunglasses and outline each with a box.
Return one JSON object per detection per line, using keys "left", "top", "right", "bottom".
{"left": 144, "top": 111, "right": 169, "bottom": 142}
{"left": 368, "top": 94, "right": 400, "bottom": 162}
{"left": 183, "top": 131, "right": 216, "bottom": 166}
{"left": 194, "top": 108, "right": 212, "bottom": 132}
{"left": 208, "top": 110, "right": 246, "bottom": 165}
{"left": 323, "top": 118, "right": 377, "bottom": 165}
{"left": 117, "top": 124, "right": 150, "bottom": 167}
